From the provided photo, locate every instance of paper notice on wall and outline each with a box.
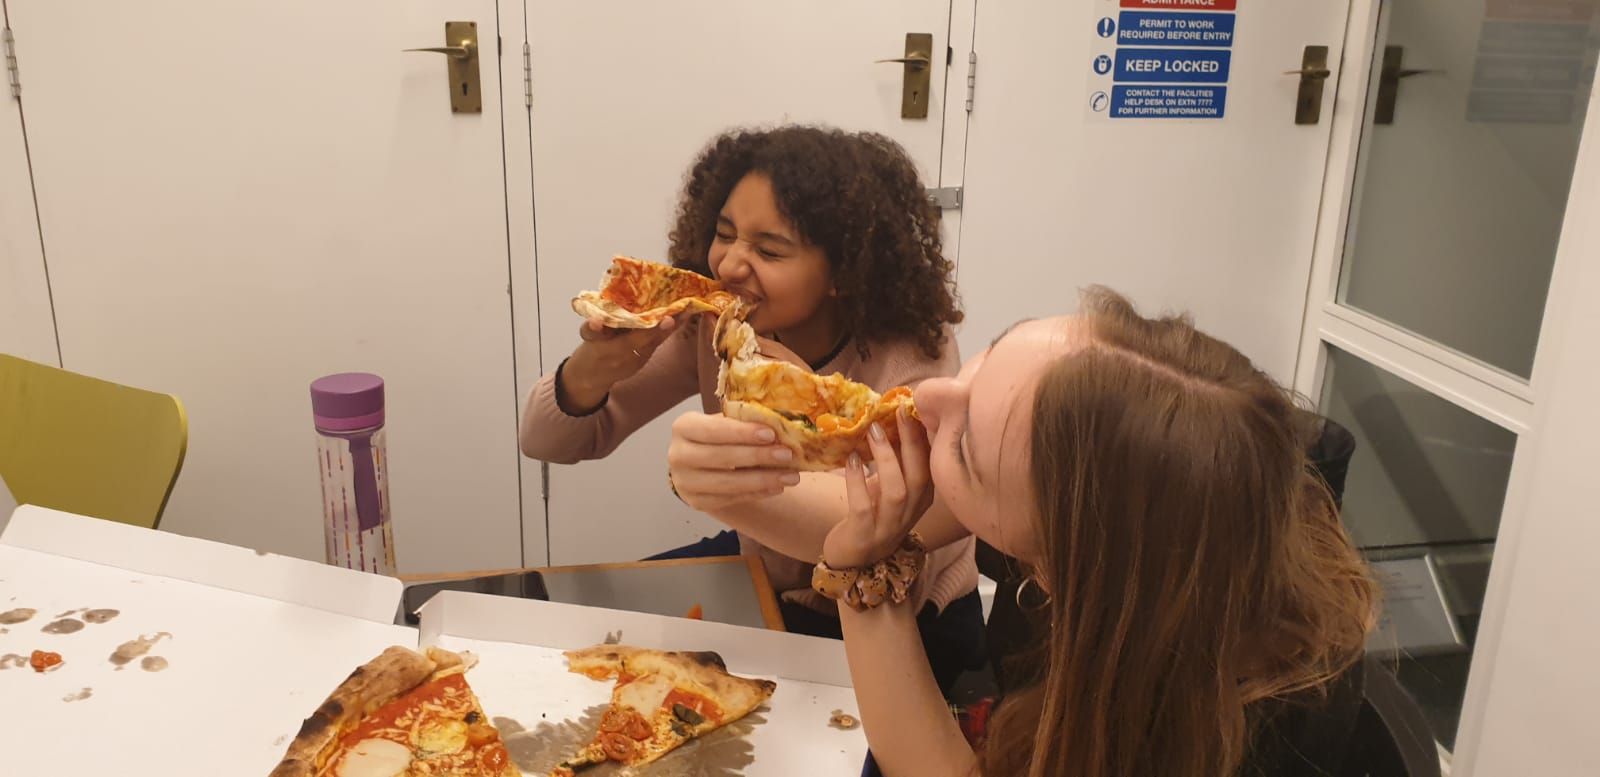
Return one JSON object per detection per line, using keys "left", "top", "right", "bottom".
{"left": 1467, "top": 0, "right": 1599, "bottom": 124}
{"left": 1086, "top": 0, "right": 1238, "bottom": 120}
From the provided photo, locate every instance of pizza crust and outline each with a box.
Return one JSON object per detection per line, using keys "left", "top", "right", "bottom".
{"left": 570, "top": 255, "right": 735, "bottom": 329}
{"left": 269, "top": 646, "right": 436, "bottom": 777}
{"left": 557, "top": 645, "right": 776, "bottom": 773}
{"left": 564, "top": 644, "right": 776, "bottom": 721}
{"left": 713, "top": 303, "right": 917, "bottom": 471}
{"left": 270, "top": 646, "right": 513, "bottom": 777}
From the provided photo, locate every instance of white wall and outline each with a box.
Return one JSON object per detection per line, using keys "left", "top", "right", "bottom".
{"left": 6, "top": 0, "right": 525, "bottom": 575}
{"left": 1457, "top": 70, "right": 1600, "bottom": 777}
{"left": 1, "top": 89, "right": 58, "bottom": 366}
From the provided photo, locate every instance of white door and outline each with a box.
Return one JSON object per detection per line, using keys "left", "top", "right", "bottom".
{"left": 515, "top": 1, "right": 964, "bottom": 564}
{"left": 0, "top": 12, "right": 56, "bottom": 368}
{"left": 7, "top": 1, "right": 529, "bottom": 573}
{"left": 1293, "top": 0, "right": 1599, "bottom": 760}
{"left": 956, "top": 0, "right": 1352, "bottom": 380}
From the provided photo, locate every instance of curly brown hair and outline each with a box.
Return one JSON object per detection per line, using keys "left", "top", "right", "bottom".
{"left": 666, "top": 125, "right": 962, "bottom": 359}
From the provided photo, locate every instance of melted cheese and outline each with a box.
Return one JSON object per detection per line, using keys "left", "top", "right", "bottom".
{"left": 416, "top": 717, "right": 468, "bottom": 755}
{"left": 615, "top": 673, "right": 674, "bottom": 716}
{"left": 336, "top": 738, "right": 412, "bottom": 777}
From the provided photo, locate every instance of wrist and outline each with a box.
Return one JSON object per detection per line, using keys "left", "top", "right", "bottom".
{"left": 556, "top": 353, "right": 612, "bottom": 414}
{"left": 813, "top": 532, "right": 927, "bottom": 611}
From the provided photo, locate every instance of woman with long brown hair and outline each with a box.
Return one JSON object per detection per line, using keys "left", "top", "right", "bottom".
{"left": 669, "top": 287, "right": 1378, "bottom": 776}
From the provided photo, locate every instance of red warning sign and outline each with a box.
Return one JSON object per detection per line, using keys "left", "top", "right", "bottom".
{"left": 1121, "top": 0, "right": 1239, "bottom": 9}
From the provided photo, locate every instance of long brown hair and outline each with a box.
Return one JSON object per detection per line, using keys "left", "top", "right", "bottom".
{"left": 981, "top": 288, "right": 1378, "bottom": 777}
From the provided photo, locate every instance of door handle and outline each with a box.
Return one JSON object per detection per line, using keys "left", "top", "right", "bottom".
{"left": 1283, "top": 67, "right": 1332, "bottom": 79}
{"left": 1375, "top": 46, "right": 1441, "bottom": 125}
{"left": 880, "top": 33, "right": 934, "bottom": 119}
{"left": 404, "top": 45, "right": 473, "bottom": 60}
{"left": 876, "top": 54, "right": 932, "bottom": 70}
{"left": 1289, "top": 45, "right": 1331, "bottom": 125}
{"left": 403, "top": 21, "right": 482, "bottom": 114}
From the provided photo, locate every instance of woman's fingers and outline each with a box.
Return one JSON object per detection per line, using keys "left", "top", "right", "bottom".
{"left": 896, "top": 409, "right": 931, "bottom": 508}
{"left": 669, "top": 439, "right": 793, "bottom": 470}
{"left": 671, "top": 412, "right": 777, "bottom": 445}
{"left": 865, "top": 422, "right": 907, "bottom": 521}
{"left": 843, "top": 453, "right": 877, "bottom": 530}
{"left": 674, "top": 467, "right": 799, "bottom": 496}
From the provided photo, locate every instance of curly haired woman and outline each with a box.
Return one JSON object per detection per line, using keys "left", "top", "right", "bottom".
{"left": 520, "top": 125, "right": 982, "bottom": 690}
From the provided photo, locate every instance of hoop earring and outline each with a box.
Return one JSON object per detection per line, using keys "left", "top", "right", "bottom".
{"left": 1016, "top": 576, "right": 1051, "bottom": 609}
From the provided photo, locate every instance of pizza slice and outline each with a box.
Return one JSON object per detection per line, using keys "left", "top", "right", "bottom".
{"left": 713, "top": 302, "right": 918, "bottom": 471}
{"left": 271, "top": 646, "right": 517, "bottom": 777}
{"left": 551, "top": 645, "right": 776, "bottom": 776}
{"left": 570, "top": 255, "right": 736, "bottom": 329}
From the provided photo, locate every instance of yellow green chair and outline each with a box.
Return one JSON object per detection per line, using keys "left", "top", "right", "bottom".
{"left": 0, "top": 353, "right": 188, "bottom": 529}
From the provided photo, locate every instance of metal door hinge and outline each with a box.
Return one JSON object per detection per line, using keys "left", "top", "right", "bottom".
{"left": 3, "top": 27, "right": 20, "bottom": 99}
{"left": 522, "top": 41, "right": 532, "bottom": 108}
{"left": 926, "top": 186, "right": 962, "bottom": 210}
{"left": 965, "top": 51, "right": 976, "bottom": 112}
{"left": 539, "top": 462, "right": 550, "bottom": 504}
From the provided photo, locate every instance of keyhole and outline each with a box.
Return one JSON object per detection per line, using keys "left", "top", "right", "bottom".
{"left": 912, "top": 89, "right": 920, "bottom": 104}
{"left": 462, "top": 81, "right": 470, "bottom": 97}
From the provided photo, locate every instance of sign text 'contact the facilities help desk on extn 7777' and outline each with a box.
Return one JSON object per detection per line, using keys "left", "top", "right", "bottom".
{"left": 1086, "top": 0, "right": 1239, "bottom": 120}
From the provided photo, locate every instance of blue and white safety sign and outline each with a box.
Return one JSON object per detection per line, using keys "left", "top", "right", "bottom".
{"left": 1117, "top": 11, "right": 1235, "bottom": 47}
{"left": 1085, "top": 1, "right": 1238, "bottom": 120}
{"left": 1115, "top": 48, "right": 1231, "bottom": 83}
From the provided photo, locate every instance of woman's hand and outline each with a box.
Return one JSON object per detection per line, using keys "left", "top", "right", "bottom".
{"left": 667, "top": 413, "right": 800, "bottom": 512}
{"left": 822, "top": 408, "right": 932, "bottom": 570}
{"left": 558, "top": 316, "right": 678, "bottom": 412}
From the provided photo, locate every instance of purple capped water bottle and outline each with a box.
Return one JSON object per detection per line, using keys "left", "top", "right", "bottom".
{"left": 310, "top": 373, "right": 397, "bottom": 574}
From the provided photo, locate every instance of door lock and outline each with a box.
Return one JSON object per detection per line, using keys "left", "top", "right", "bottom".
{"left": 1287, "top": 45, "right": 1331, "bottom": 125}
{"left": 404, "top": 21, "right": 482, "bottom": 114}
{"left": 876, "top": 33, "right": 934, "bottom": 119}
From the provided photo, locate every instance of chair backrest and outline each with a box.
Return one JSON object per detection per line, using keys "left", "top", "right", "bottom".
{"left": 1341, "top": 657, "right": 1444, "bottom": 777}
{"left": 0, "top": 354, "right": 188, "bottom": 529}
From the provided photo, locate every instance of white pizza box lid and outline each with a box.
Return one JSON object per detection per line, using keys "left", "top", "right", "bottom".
{"left": 0, "top": 505, "right": 417, "bottom": 776}
{"left": 417, "top": 589, "right": 851, "bottom": 687}
{"left": 417, "top": 591, "right": 871, "bottom": 776}
{"left": 1, "top": 504, "right": 401, "bottom": 621}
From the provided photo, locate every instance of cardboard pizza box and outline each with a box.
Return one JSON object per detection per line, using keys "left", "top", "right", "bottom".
{"left": 0, "top": 505, "right": 416, "bottom": 776}
{"left": 418, "top": 591, "right": 871, "bottom": 776}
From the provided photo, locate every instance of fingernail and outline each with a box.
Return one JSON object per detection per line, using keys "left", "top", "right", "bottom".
{"left": 848, "top": 453, "right": 863, "bottom": 471}
{"left": 772, "top": 447, "right": 793, "bottom": 463}
{"left": 869, "top": 423, "right": 886, "bottom": 442}
{"left": 755, "top": 428, "right": 776, "bottom": 443}
{"left": 781, "top": 473, "right": 801, "bottom": 485}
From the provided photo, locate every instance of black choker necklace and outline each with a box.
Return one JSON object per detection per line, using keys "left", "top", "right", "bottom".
{"left": 771, "top": 332, "right": 851, "bottom": 372}
{"left": 773, "top": 330, "right": 852, "bottom": 370}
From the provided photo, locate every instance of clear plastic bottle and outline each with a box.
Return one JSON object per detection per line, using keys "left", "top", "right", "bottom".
{"left": 309, "top": 372, "right": 396, "bottom": 574}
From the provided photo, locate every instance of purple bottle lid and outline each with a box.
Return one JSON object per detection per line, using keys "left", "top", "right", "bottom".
{"left": 310, "top": 373, "right": 385, "bottom": 432}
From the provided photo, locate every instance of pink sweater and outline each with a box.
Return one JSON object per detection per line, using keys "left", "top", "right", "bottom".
{"left": 522, "top": 319, "right": 978, "bottom": 615}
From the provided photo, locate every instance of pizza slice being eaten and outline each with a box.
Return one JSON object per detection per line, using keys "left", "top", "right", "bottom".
{"left": 551, "top": 645, "right": 776, "bottom": 776}
{"left": 271, "top": 646, "right": 517, "bottom": 777}
{"left": 714, "top": 303, "right": 918, "bottom": 471}
{"left": 571, "top": 255, "right": 736, "bottom": 329}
